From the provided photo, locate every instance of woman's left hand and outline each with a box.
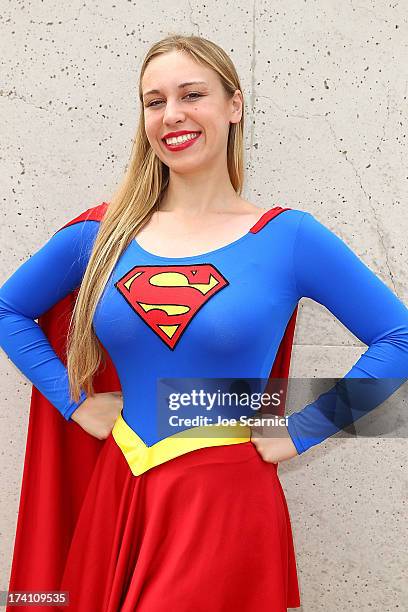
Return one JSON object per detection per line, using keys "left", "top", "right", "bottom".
{"left": 250, "top": 418, "right": 299, "bottom": 464}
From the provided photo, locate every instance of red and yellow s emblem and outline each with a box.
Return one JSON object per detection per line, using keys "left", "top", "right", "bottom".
{"left": 115, "top": 264, "right": 229, "bottom": 349}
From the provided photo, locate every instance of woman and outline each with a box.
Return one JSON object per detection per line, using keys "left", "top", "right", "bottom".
{"left": 1, "top": 34, "right": 407, "bottom": 611}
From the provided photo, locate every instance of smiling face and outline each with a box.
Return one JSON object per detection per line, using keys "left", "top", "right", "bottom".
{"left": 141, "top": 50, "right": 242, "bottom": 174}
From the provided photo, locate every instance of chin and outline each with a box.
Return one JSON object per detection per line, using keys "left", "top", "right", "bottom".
{"left": 170, "top": 158, "right": 210, "bottom": 175}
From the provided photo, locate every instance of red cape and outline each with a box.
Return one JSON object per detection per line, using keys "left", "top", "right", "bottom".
{"left": 6, "top": 202, "right": 298, "bottom": 604}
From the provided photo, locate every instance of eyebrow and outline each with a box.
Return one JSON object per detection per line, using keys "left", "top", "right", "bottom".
{"left": 142, "top": 81, "right": 208, "bottom": 98}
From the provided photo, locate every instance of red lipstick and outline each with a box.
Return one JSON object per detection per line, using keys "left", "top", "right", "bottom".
{"left": 162, "top": 131, "right": 202, "bottom": 152}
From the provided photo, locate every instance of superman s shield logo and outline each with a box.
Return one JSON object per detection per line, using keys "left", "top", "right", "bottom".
{"left": 114, "top": 264, "right": 229, "bottom": 349}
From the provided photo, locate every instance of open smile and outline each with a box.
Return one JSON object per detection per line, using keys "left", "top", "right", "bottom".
{"left": 162, "top": 132, "right": 202, "bottom": 151}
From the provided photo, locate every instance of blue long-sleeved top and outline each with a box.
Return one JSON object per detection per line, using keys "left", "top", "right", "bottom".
{"left": 0, "top": 207, "right": 407, "bottom": 454}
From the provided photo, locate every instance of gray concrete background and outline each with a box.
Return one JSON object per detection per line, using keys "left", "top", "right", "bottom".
{"left": 1, "top": 1, "right": 407, "bottom": 610}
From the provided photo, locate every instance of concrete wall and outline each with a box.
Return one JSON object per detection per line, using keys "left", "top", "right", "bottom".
{"left": 1, "top": 2, "right": 407, "bottom": 610}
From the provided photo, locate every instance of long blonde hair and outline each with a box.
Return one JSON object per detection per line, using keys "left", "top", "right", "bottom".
{"left": 66, "top": 34, "right": 246, "bottom": 401}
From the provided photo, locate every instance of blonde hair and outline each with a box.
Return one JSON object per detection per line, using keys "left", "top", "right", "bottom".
{"left": 67, "top": 34, "right": 246, "bottom": 401}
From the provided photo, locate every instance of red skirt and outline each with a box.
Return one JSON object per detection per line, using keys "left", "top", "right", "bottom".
{"left": 57, "top": 434, "right": 300, "bottom": 611}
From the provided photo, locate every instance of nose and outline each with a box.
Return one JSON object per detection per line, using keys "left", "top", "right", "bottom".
{"left": 163, "top": 99, "right": 186, "bottom": 126}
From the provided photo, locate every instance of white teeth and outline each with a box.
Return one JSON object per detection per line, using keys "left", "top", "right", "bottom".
{"left": 165, "top": 132, "right": 200, "bottom": 145}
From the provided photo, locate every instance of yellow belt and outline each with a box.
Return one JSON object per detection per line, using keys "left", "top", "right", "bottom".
{"left": 111, "top": 411, "right": 251, "bottom": 476}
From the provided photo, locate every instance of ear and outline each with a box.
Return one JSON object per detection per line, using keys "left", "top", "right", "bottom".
{"left": 229, "top": 89, "right": 243, "bottom": 125}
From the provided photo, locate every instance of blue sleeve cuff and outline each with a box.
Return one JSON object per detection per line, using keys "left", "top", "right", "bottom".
{"left": 286, "top": 376, "right": 408, "bottom": 454}
{"left": 64, "top": 389, "right": 88, "bottom": 421}
{"left": 286, "top": 414, "right": 307, "bottom": 454}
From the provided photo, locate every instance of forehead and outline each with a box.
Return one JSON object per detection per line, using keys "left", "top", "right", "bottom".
{"left": 142, "top": 51, "right": 217, "bottom": 94}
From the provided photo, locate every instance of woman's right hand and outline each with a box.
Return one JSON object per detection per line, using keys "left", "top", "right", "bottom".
{"left": 70, "top": 392, "right": 123, "bottom": 440}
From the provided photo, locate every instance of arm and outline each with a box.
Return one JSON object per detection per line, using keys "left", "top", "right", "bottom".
{"left": 0, "top": 220, "right": 100, "bottom": 420}
{"left": 286, "top": 212, "right": 408, "bottom": 453}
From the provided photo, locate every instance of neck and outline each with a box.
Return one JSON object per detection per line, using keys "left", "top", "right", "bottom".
{"left": 160, "top": 165, "right": 239, "bottom": 216}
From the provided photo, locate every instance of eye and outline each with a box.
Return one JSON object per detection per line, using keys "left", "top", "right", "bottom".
{"left": 146, "top": 92, "right": 203, "bottom": 108}
{"left": 185, "top": 92, "right": 203, "bottom": 101}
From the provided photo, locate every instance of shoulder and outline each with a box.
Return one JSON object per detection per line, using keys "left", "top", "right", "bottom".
{"left": 252, "top": 205, "right": 309, "bottom": 236}
{"left": 264, "top": 208, "right": 345, "bottom": 244}
{"left": 53, "top": 200, "right": 109, "bottom": 241}
{"left": 292, "top": 210, "right": 353, "bottom": 248}
{"left": 43, "top": 201, "right": 109, "bottom": 263}
{"left": 56, "top": 201, "right": 109, "bottom": 233}
{"left": 250, "top": 207, "right": 349, "bottom": 257}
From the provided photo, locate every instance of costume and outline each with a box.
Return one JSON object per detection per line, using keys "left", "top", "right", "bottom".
{"left": 1, "top": 202, "right": 408, "bottom": 611}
